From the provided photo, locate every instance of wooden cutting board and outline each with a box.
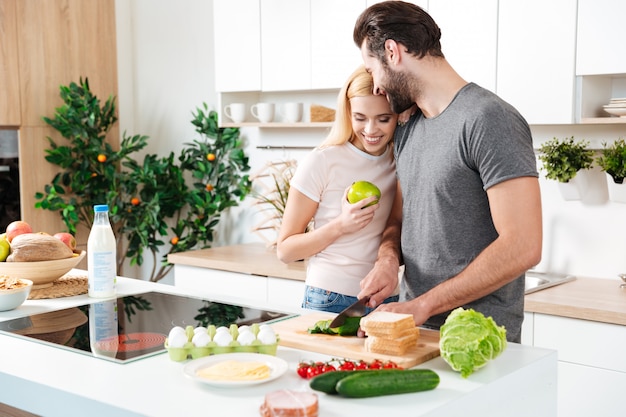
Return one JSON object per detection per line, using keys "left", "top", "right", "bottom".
{"left": 270, "top": 312, "right": 440, "bottom": 368}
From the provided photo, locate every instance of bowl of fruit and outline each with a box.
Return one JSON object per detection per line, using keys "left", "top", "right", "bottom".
{"left": 0, "top": 221, "right": 85, "bottom": 289}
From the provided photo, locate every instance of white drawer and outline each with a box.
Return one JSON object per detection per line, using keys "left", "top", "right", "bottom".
{"left": 534, "top": 313, "right": 626, "bottom": 372}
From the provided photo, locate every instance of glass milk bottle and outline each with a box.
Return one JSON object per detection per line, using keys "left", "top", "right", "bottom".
{"left": 88, "top": 204, "right": 117, "bottom": 298}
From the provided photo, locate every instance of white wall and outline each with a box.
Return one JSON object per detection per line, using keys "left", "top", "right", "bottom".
{"left": 116, "top": 1, "right": 626, "bottom": 283}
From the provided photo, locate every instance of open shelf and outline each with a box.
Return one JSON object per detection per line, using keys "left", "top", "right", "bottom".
{"left": 221, "top": 122, "right": 333, "bottom": 129}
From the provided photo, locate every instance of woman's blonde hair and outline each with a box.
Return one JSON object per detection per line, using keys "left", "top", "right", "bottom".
{"left": 319, "top": 65, "right": 376, "bottom": 148}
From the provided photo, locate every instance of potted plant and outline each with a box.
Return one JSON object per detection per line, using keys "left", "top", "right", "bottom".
{"left": 36, "top": 79, "right": 252, "bottom": 282}
{"left": 596, "top": 138, "right": 626, "bottom": 203}
{"left": 538, "top": 137, "right": 594, "bottom": 200}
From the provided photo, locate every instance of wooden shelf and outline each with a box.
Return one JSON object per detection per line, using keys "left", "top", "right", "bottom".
{"left": 221, "top": 122, "right": 333, "bottom": 128}
{"left": 580, "top": 117, "right": 626, "bottom": 124}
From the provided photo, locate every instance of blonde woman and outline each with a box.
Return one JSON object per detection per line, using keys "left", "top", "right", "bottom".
{"left": 277, "top": 66, "right": 401, "bottom": 313}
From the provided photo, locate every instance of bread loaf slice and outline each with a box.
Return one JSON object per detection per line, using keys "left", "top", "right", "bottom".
{"left": 259, "top": 390, "right": 318, "bottom": 417}
{"left": 360, "top": 311, "right": 415, "bottom": 337}
{"left": 364, "top": 328, "right": 420, "bottom": 356}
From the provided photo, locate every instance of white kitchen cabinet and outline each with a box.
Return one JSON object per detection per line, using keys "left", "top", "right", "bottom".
{"left": 428, "top": 0, "right": 497, "bottom": 93}
{"left": 531, "top": 313, "right": 626, "bottom": 417}
{"left": 496, "top": 0, "right": 577, "bottom": 124}
{"left": 310, "top": 0, "right": 366, "bottom": 90}
{"left": 575, "top": 0, "right": 626, "bottom": 124}
{"left": 576, "top": 0, "right": 626, "bottom": 76}
{"left": 213, "top": 0, "right": 261, "bottom": 92}
{"left": 173, "top": 264, "right": 304, "bottom": 314}
{"left": 261, "top": 0, "right": 311, "bottom": 91}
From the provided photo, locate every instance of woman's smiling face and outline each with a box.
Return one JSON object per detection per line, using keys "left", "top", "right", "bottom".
{"left": 349, "top": 94, "right": 398, "bottom": 156}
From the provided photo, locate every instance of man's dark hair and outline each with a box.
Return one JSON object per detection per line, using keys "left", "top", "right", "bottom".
{"left": 354, "top": 1, "right": 444, "bottom": 62}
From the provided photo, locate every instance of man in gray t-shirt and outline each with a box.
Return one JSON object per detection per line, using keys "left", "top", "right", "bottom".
{"left": 353, "top": 2, "right": 542, "bottom": 343}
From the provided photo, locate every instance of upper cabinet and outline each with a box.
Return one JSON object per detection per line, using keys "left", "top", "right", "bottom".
{"left": 428, "top": 0, "right": 497, "bottom": 93}
{"left": 310, "top": 0, "right": 365, "bottom": 90}
{"left": 261, "top": 0, "right": 311, "bottom": 91}
{"left": 576, "top": 0, "right": 626, "bottom": 75}
{"left": 213, "top": 0, "right": 261, "bottom": 92}
{"left": 496, "top": 0, "right": 577, "bottom": 124}
{"left": 214, "top": 0, "right": 366, "bottom": 93}
{"left": 0, "top": 0, "right": 21, "bottom": 126}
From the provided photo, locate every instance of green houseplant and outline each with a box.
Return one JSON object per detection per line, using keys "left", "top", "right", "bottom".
{"left": 538, "top": 136, "right": 594, "bottom": 183}
{"left": 35, "top": 78, "right": 251, "bottom": 282}
{"left": 596, "top": 138, "right": 626, "bottom": 203}
{"left": 596, "top": 138, "right": 626, "bottom": 184}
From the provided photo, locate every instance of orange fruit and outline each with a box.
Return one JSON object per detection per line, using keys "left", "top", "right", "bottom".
{"left": 206, "top": 153, "right": 216, "bottom": 161}
{"left": 97, "top": 154, "right": 107, "bottom": 163}
{"left": 131, "top": 197, "right": 140, "bottom": 206}
{"left": 347, "top": 181, "right": 381, "bottom": 207}
{"left": 205, "top": 184, "right": 214, "bottom": 192}
{"left": 171, "top": 236, "right": 179, "bottom": 245}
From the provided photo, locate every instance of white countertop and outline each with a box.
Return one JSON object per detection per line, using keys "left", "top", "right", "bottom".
{"left": 0, "top": 272, "right": 557, "bottom": 417}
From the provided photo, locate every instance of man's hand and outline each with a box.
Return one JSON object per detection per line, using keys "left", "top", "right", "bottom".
{"left": 358, "top": 255, "right": 400, "bottom": 308}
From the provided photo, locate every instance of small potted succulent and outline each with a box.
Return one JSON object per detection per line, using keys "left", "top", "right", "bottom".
{"left": 538, "top": 136, "right": 594, "bottom": 200}
{"left": 596, "top": 138, "right": 626, "bottom": 203}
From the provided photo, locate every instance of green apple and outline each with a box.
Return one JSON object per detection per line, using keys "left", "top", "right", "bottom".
{"left": 347, "top": 181, "right": 381, "bottom": 207}
{"left": 0, "top": 233, "right": 10, "bottom": 262}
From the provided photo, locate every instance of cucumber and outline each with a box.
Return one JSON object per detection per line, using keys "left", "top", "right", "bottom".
{"left": 335, "top": 369, "right": 440, "bottom": 398}
{"left": 310, "top": 370, "right": 387, "bottom": 394}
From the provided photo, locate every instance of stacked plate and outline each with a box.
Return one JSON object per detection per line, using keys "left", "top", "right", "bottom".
{"left": 603, "top": 98, "right": 626, "bottom": 117}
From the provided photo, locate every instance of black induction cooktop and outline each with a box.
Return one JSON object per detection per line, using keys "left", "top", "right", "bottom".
{"left": 0, "top": 292, "right": 289, "bottom": 364}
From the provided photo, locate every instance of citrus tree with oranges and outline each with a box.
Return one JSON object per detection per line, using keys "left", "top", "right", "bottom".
{"left": 35, "top": 79, "right": 251, "bottom": 282}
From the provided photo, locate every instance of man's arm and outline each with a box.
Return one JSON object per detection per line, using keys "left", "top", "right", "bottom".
{"left": 376, "top": 176, "right": 542, "bottom": 324}
{"left": 358, "top": 181, "right": 404, "bottom": 306}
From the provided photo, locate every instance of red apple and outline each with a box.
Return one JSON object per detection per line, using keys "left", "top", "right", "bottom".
{"left": 5, "top": 220, "right": 33, "bottom": 243}
{"left": 53, "top": 232, "right": 77, "bottom": 250}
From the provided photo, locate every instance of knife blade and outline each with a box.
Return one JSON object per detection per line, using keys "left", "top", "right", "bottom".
{"left": 328, "top": 295, "right": 370, "bottom": 328}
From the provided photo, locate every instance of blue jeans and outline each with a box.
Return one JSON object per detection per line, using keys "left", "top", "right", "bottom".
{"left": 302, "top": 285, "right": 399, "bottom": 314}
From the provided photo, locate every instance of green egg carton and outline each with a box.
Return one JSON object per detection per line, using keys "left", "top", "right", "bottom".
{"left": 164, "top": 337, "right": 280, "bottom": 362}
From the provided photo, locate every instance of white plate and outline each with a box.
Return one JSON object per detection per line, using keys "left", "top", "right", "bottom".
{"left": 604, "top": 107, "right": 626, "bottom": 117}
{"left": 183, "top": 353, "right": 288, "bottom": 387}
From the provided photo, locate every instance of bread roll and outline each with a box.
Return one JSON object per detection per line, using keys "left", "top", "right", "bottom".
{"left": 259, "top": 390, "right": 318, "bottom": 417}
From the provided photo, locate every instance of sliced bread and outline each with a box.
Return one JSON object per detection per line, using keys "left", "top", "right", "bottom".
{"left": 364, "top": 327, "right": 420, "bottom": 356}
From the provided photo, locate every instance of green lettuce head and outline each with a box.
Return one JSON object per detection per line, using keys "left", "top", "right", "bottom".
{"left": 439, "top": 307, "right": 507, "bottom": 378}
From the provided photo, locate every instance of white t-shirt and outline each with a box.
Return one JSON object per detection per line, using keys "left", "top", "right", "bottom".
{"left": 290, "top": 142, "right": 396, "bottom": 296}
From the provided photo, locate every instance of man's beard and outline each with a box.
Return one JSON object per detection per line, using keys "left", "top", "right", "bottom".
{"left": 381, "top": 67, "right": 416, "bottom": 114}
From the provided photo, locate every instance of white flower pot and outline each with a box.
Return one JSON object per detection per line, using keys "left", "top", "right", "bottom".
{"left": 606, "top": 173, "right": 626, "bottom": 203}
{"left": 557, "top": 170, "right": 591, "bottom": 201}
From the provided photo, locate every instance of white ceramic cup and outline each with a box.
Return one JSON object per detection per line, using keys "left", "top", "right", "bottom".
{"left": 250, "top": 102, "right": 275, "bottom": 123}
{"left": 280, "top": 102, "right": 303, "bottom": 123}
{"left": 224, "top": 103, "right": 246, "bottom": 123}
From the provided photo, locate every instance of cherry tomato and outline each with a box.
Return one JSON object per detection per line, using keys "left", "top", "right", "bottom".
{"left": 384, "top": 361, "right": 400, "bottom": 369}
{"left": 356, "top": 360, "right": 369, "bottom": 370}
{"left": 296, "top": 363, "right": 310, "bottom": 379}
{"left": 368, "top": 361, "right": 383, "bottom": 369}
{"left": 321, "top": 364, "right": 336, "bottom": 374}
{"left": 306, "top": 365, "right": 322, "bottom": 379}
{"left": 339, "top": 361, "right": 355, "bottom": 371}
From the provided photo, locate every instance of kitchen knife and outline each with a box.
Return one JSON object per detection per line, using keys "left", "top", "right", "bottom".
{"left": 328, "top": 295, "right": 370, "bottom": 328}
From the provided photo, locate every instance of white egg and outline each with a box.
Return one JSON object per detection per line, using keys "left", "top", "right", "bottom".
{"left": 212, "top": 331, "right": 233, "bottom": 346}
{"left": 193, "top": 326, "right": 207, "bottom": 335}
{"left": 192, "top": 331, "right": 212, "bottom": 347}
{"left": 257, "top": 328, "right": 277, "bottom": 344}
{"left": 168, "top": 332, "right": 188, "bottom": 348}
{"left": 215, "top": 326, "right": 230, "bottom": 334}
{"left": 237, "top": 325, "right": 250, "bottom": 334}
{"left": 237, "top": 330, "right": 256, "bottom": 345}
{"left": 168, "top": 326, "right": 186, "bottom": 341}
{"left": 259, "top": 324, "right": 272, "bottom": 333}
